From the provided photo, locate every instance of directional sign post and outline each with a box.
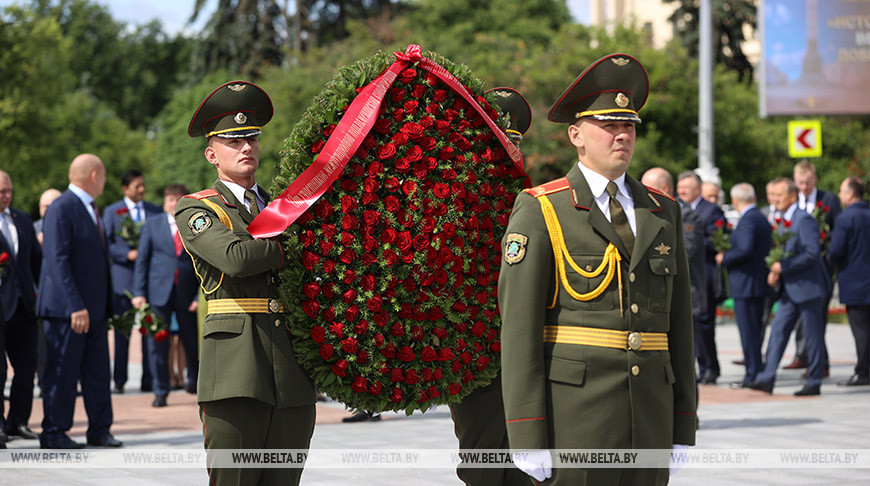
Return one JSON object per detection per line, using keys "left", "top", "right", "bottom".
{"left": 788, "top": 120, "right": 822, "bottom": 158}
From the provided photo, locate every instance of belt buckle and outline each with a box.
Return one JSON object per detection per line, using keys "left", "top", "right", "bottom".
{"left": 627, "top": 332, "right": 642, "bottom": 351}
{"left": 268, "top": 298, "right": 281, "bottom": 313}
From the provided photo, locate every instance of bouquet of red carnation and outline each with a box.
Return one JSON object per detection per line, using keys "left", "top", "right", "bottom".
{"left": 264, "top": 45, "right": 529, "bottom": 414}
{"left": 109, "top": 291, "right": 168, "bottom": 341}
{"left": 765, "top": 218, "right": 794, "bottom": 267}
{"left": 115, "top": 207, "right": 144, "bottom": 249}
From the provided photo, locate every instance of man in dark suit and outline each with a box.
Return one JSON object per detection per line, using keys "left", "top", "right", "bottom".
{"left": 103, "top": 169, "right": 162, "bottom": 394}
{"left": 37, "top": 153, "right": 121, "bottom": 448}
{"left": 0, "top": 236, "right": 10, "bottom": 446}
{"left": 132, "top": 183, "right": 199, "bottom": 408}
{"left": 0, "top": 171, "right": 42, "bottom": 440}
{"left": 784, "top": 161, "right": 841, "bottom": 372}
{"left": 749, "top": 178, "right": 829, "bottom": 396}
{"left": 677, "top": 171, "right": 727, "bottom": 384}
{"left": 716, "top": 183, "right": 772, "bottom": 388}
{"left": 828, "top": 176, "right": 870, "bottom": 387}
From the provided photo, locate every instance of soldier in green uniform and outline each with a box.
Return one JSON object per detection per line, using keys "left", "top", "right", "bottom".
{"left": 177, "top": 81, "right": 316, "bottom": 486}
{"left": 449, "top": 87, "right": 531, "bottom": 486}
{"left": 498, "top": 54, "right": 697, "bottom": 485}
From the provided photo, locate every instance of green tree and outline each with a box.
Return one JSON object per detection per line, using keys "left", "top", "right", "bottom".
{"left": 664, "top": 0, "right": 757, "bottom": 82}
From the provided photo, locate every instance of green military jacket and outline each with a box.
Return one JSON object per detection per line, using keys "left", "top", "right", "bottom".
{"left": 175, "top": 180, "right": 315, "bottom": 408}
{"left": 498, "top": 164, "right": 696, "bottom": 455}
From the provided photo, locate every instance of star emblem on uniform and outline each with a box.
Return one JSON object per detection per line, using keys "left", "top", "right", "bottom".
{"left": 655, "top": 243, "right": 671, "bottom": 255}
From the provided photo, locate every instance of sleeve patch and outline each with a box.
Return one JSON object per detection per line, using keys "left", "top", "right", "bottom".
{"left": 504, "top": 233, "right": 529, "bottom": 265}
{"left": 188, "top": 211, "right": 212, "bottom": 235}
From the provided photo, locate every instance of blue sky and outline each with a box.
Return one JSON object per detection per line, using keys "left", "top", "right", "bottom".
{"left": 2, "top": 0, "right": 589, "bottom": 34}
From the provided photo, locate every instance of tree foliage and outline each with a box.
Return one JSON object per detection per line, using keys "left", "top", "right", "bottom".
{"left": 664, "top": 0, "right": 756, "bottom": 82}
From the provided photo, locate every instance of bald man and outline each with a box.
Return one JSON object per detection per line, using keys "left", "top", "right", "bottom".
{"left": 36, "top": 154, "right": 121, "bottom": 449}
{"left": 34, "top": 188, "right": 62, "bottom": 246}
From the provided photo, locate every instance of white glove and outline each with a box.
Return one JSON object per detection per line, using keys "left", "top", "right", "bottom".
{"left": 512, "top": 450, "right": 553, "bottom": 482}
{"left": 669, "top": 444, "right": 689, "bottom": 476}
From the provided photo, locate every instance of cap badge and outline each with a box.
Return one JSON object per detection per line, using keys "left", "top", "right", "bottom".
{"left": 234, "top": 112, "right": 247, "bottom": 125}
{"left": 227, "top": 84, "right": 246, "bottom": 92}
{"left": 493, "top": 90, "right": 512, "bottom": 98}
{"left": 611, "top": 57, "right": 630, "bottom": 67}
{"left": 615, "top": 93, "right": 629, "bottom": 108}
{"left": 655, "top": 243, "right": 671, "bottom": 256}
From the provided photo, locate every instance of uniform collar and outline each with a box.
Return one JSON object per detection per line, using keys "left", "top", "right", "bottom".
{"left": 218, "top": 179, "right": 263, "bottom": 208}
{"left": 576, "top": 161, "right": 629, "bottom": 201}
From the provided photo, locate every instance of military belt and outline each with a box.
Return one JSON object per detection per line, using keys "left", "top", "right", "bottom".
{"left": 543, "top": 325, "right": 668, "bottom": 351}
{"left": 207, "top": 298, "right": 286, "bottom": 315}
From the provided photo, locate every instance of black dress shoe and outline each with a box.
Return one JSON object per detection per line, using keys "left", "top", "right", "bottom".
{"left": 87, "top": 433, "right": 123, "bottom": 447}
{"left": 112, "top": 385, "right": 125, "bottom": 394}
{"left": 6, "top": 424, "right": 39, "bottom": 440}
{"left": 152, "top": 395, "right": 168, "bottom": 408}
{"left": 342, "top": 411, "right": 381, "bottom": 423}
{"left": 40, "top": 434, "right": 85, "bottom": 449}
{"left": 837, "top": 374, "right": 870, "bottom": 387}
{"left": 747, "top": 381, "right": 774, "bottom": 394}
{"left": 697, "top": 371, "right": 719, "bottom": 385}
{"left": 794, "top": 385, "right": 821, "bottom": 396}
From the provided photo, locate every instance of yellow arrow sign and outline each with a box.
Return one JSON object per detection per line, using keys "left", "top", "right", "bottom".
{"left": 788, "top": 120, "right": 822, "bottom": 158}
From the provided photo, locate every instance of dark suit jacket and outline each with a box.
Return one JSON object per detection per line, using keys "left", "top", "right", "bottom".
{"left": 815, "top": 189, "right": 842, "bottom": 230}
{"left": 36, "top": 190, "right": 112, "bottom": 321}
{"left": 722, "top": 206, "right": 772, "bottom": 299}
{"left": 0, "top": 208, "right": 41, "bottom": 320}
{"left": 103, "top": 199, "right": 162, "bottom": 296}
{"left": 694, "top": 198, "right": 728, "bottom": 302}
{"left": 679, "top": 201, "right": 707, "bottom": 315}
{"left": 779, "top": 208, "right": 829, "bottom": 304}
{"left": 828, "top": 201, "right": 870, "bottom": 306}
{"left": 133, "top": 213, "right": 198, "bottom": 308}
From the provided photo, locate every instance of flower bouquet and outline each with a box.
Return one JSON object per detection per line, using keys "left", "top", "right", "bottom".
{"left": 811, "top": 200, "right": 831, "bottom": 257}
{"left": 109, "top": 291, "right": 169, "bottom": 342}
{"left": 254, "top": 45, "right": 529, "bottom": 414}
{"left": 115, "top": 207, "right": 144, "bottom": 249}
{"left": 711, "top": 219, "right": 732, "bottom": 297}
{"left": 765, "top": 218, "right": 794, "bottom": 267}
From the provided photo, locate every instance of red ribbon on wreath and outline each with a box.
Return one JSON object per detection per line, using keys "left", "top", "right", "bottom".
{"left": 247, "top": 44, "right": 530, "bottom": 239}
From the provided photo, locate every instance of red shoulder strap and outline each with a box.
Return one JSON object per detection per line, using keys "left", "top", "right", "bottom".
{"left": 184, "top": 189, "right": 220, "bottom": 200}
{"left": 524, "top": 177, "right": 570, "bottom": 198}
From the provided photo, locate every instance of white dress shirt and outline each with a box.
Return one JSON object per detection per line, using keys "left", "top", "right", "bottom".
{"left": 577, "top": 161, "right": 637, "bottom": 236}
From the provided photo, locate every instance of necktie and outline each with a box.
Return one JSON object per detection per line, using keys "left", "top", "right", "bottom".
{"left": 245, "top": 190, "right": 260, "bottom": 217}
{"left": 133, "top": 205, "right": 141, "bottom": 223}
{"left": 606, "top": 181, "right": 634, "bottom": 256}
{"left": 92, "top": 202, "right": 106, "bottom": 247}
{"left": 0, "top": 213, "right": 15, "bottom": 257}
{"left": 173, "top": 226, "right": 183, "bottom": 257}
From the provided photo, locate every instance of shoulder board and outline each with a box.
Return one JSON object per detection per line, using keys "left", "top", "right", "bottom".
{"left": 645, "top": 185, "right": 676, "bottom": 203}
{"left": 524, "top": 178, "right": 570, "bottom": 198}
{"left": 184, "top": 189, "right": 220, "bottom": 200}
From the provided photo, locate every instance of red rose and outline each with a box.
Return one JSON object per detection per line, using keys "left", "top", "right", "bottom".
{"left": 420, "top": 217, "right": 436, "bottom": 234}
{"left": 361, "top": 275, "right": 377, "bottom": 291}
{"left": 476, "top": 356, "right": 491, "bottom": 371}
{"left": 311, "top": 140, "right": 325, "bottom": 154}
{"left": 403, "top": 100, "right": 419, "bottom": 115}
{"left": 341, "top": 289, "right": 357, "bottom": 304}
{"left": 302, "top": 300, "right": 320, "bottom": 319}
{"left": 373, "top": 119, "right": 391, "bottom": 134}
{"left": 374, "top": 333, "right": 385, "bottom": 347}
{"left": 428, "top": 386, "right": 441, "bottom": 399}
{"left": 328, "top": 322, "right": 344, "bottom": 338}
{"left": 116, "top": 207, "right": 129, "bottom": 215}
{"left": 398, "top": 346, "right": 416, "bottom": 362}
{"left": 413, "top": 234, "right": 430, "bottom": 251}
{"left": 332, "top": 359, "right": 349, "bottom": 377}
{"left": 411, "top": 83, "right": 426, "bottom": 98}
{"left": 369, "top": 381, "right": 383, "bottom": 395}
{"left": 341, "top": 337, "right": 358, "bottom": 354}
{"left": 366, "top": 295, "right": 383, "bottom": 313}
{"left": 390, "top": 387, "right": 403, "bottom": 403}
{"left": 420, "top": 137, "right": 437, "bottom": 152}
{"left": 399, "top": 67, "right": 417, "bottom": 83}
{"left": 363, "top": 178, "right": 379, "bottom": 194}
{"left": 820, "top": 230, "right": 828, "bottom": 240}
{"left": 143, "top": 314, "right": 154, "bottom": 325}
{"left": 351, "top": 376, "right": 368, "bottom": 393}
{"left": 433, "top": 89, "right": 447, "bottom": 102}
{"left": 824, "top": 205, "right": 830, "bottom": 213}
{"left": 310, "top": 325, "right": 326, "bottom": 344}
{"left": 421, "top": 346, "right": 438, "bottom": 362}
{"left": 375, "top": 142, "right": 397, "bottom": 160}
{"left": 448, "top": 383, "right": 462, "bottom": 396}
{"left": 401, "top": 122, "right": 424, "bottom": 139}
{"left": 715, "top": 219, "right": 724, "bottom": 228}
{"left": 314, "top": 200, "right": 334, "bottom": 219}
{"left": 402, "top": 180, "right": 418, "bottom": 196}
{"left": 389, "top": 87, "right": 405, "bottom": 103}
{"left": 406, "top": 145, "right": 423, "bottom": 164}
{"left": 392, "top": 132, "right": 409, "bottom": 146}
{"left": 390, "top": 368, "right": 404, "bottom": 382}
{"left": 438, "top": 348, "right": 454, "bottom": 362}
{"left": 784, "top": 220, "right": 793, "bottom": 228}
{"left": 404, "top": 369, "right": 420, "bottom": 384}
{"left": 383, "top": 249, "right": 399, "bottom": 267}
{"left": 341, "top": 195, "right": 358, "bottom": 213}
{"left": 774, "top": 217, "right": 782, "bottom": 225}
{"left": 357, "top": 349, "right": 369, "bottom": 364}
{"left": 362, "top": 210, "right": 381, "bottom": 227}
{"left": 367, "top": 161, "right": 384, "bottom": 176}
{"left": 320, "top": 344, "right": 334, "bottom": 361}
{"left": 344, "top": 305, "right": 360, "bottom": 322}
{"left": 432, "top": 182, "right": 451, "bottom": 199}
{"left": 392, "top": 108, "right": 404, "bottom": 121}
{"left": 434, "top": 119, "right": 450, "bottom": 133}
{"left": 390, "top": 321, "right": 405, "bottom": 337}
{"left": 360, "top": 253, "right": 377, "bottom": 267}
{"left": 490, "top": 341, "right": 501, "bottom": 353}
{"left": 462, "top": 370, "right": 474, "bottom": 384}
{"left": 342, "top": 214, "right": 359, "bottom": 231}
{"left": 416, "top": 391, "right": 430, "bottom": 403}
{"left": 322, "top": 224, "right": 338, "bottom": 240}
{"left": 410, "top": 325, "right": 424, "bottom": 341}
{"left": 396, "top": 231, "right": 412, "bottom": 252}
{"left": 420, "top": 116, "right": 434, "bottom": 129}
{"left": 354, "top": 147, "right": 369, "bottom": 159}
{"left": 380, "top": 343, "right": 396, "bottom": 359}
{"left": 451, "top": 360, "right": 462, "bottom": 373}
{"left": 154, "top": 329, "right": 169, "bottom": 342}
{"left": 339, "top": 248, "right": 356, "bottom": 264}
{"left": 322, "top": 284, "right": 336, "bottom": 299}
{"left": 380, "top": 227, "right": 397, "bottom": 244}
{"left": 384, "top": 177, "right": 400, "bottom": 192}
{"left": 438, "top": 146, "right": 454, "bottom": 161}
{"left": 373, "top": 311, "right": 389, "bottom": 327}
{"left": 816, "top": 200, "right": 823, "bottom": 208}
{"left": 139, "top": 326, "right": 147, "bottom": 335}
{"left": 299, "top": 230, "right": 316, "bottom": 248}
{"left": 353, "top": 320, "right": 369, "bottom": 335}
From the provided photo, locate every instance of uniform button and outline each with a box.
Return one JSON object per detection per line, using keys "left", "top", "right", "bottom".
{"left": 631, "top": 365, "right": 640, "bottom": 376}
{"left": 274, "top": 319, "right": 281, "bottom": 327}
{"left": 585, "top": 264, "right": 593, "bottom": 272}
{"left": 271, "top": 277, "right": 277, "bottom": 285}
{"left": 665, "top": 267, "right": 670, "bottom": 274}
{"left": 631, "top": 303, "right": 639, "bottom": 314}
{"left": 629, "top": 272, "right": 636, "bottom": 283}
